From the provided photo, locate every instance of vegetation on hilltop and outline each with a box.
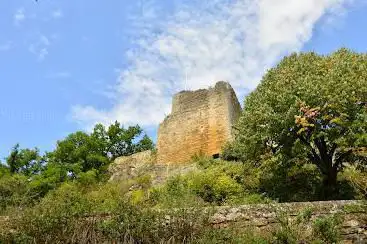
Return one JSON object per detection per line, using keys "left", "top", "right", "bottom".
{"left": 0, "top": 48, "right": 366, "bottom": 243}
{"left": 0, "top": 122, "right": 154, "bottom": 212}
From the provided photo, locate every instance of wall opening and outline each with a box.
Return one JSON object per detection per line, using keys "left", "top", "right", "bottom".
{"left": 212, "top": 153, "right": 220, "bottom": 159}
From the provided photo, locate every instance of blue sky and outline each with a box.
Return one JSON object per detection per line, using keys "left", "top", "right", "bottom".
{"left": 0, "top": 0, "right": 366, "bottom": 160}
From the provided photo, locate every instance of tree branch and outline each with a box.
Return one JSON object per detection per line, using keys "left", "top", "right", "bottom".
{"left": 333, "top": 149, "right": 353, "bottom": 172}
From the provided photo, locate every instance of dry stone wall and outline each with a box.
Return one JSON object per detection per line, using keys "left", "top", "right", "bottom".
{"left": 211, "top": 200, "right": 367, "bottom": 243}
{"left": 157, "top": 81, "right": 242, "bottom": 164}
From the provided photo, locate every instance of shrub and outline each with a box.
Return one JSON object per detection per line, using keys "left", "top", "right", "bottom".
{"left": 148, "top": 175, "right": 205, "bottom": 208}
{"left": 195, "top": 227, "right": 269, "bottom": 244}
{"left": 86, "top": 181, "right": 131, "bottom": 213}
{"left": 135, "top": 174, "right": 152, "bottom": 190}
{"left": 188, "top": 170, "right": 243, "bottom": 204}
{"left": 341, "top": 166, "right": 367, "bottom": 199}
{"left": 98, "top": 203, "right": 212, "bottom": 243}
{"left": 1, "top": 183, "right": 93, "bottom": 243}
{"left": 0, "top": 174, "right": 30, "bottom": 212}
{"left": 258, "top": 155, "right": 322, "bottom": 202}
{"left": 312, "top": 214, "right": 343, "bottom": 244}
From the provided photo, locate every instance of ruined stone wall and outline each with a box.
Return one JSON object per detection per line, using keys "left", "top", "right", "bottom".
{"left": 157, "top": 81, "right": 242, "bottom": 164}
{"left": 108, "top": 150, "right": 197, "bottom": 185}
{"left": 211, "top": 200, "right": 367, "bottom": 243}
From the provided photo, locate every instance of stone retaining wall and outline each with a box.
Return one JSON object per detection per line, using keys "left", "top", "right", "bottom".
{"left": 210, "top": 200, "right": 367, "bottom": 243}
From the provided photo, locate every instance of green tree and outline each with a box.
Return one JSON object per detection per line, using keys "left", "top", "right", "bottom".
{"left": 226, "top": 49, "right": 367, "bottom": 199}
{"left": 49, "top": 122, "right": 154, "bottom": 176}
{"left": 6, "top": 144, "right": 44, "bottom": 176}
{"left": 48, "top": 131, "right": 109, "bottom": 175}
{"left": 28, "top": 162, "right": 69, "bottom": 198}
{"left": 91, "top": 121, "right": 154, "bottom": 160}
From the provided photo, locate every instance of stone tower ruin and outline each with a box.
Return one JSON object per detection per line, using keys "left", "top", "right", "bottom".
{"left": 157, "top": 81, "right": 242, "bottom": 164}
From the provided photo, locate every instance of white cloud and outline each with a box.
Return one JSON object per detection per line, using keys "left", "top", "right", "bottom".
{"left": 28, "top": 35, "right": 51, "bottom": 61}
{"left": 14, "top": 8, "right": 25, "bottom": 25}
{"left": 72, "top": 0, "right": 355, "bottom": 129}
{"left": 52, "top": 10, "right": 63, "bottom": 19}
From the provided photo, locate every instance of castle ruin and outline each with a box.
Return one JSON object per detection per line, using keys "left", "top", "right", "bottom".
{"left": 157, "top": 81, "right": 242, "bottom": 164}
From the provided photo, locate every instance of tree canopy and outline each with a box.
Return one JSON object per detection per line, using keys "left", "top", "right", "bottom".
{"left": 225, "top": 48, "right": 367, "bottom": 199}
{"left": 0, "top": 122, "right": 154, "bottom": 209}
{"left": 48, "top": 122, "right": 154, "bottom": 175}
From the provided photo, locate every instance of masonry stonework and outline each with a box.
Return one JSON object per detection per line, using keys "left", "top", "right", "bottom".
{"left": 157, "top": 81, "right": 242, "bottom": 164}
{"left": 210, "top": 200, "right": 367, "bottom": 243}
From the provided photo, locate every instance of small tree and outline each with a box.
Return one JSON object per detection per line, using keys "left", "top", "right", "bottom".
{"left": 6, "top": 144, "right": 43, "bottom": 176}
{"left": 227, "top": 49, "right": 367, "bottom": 199}
{"left": 92, "top": 121, "right": 154, "bottom": 160}
{"left": 49, "top": 121, "right": 154, "bottom": 175}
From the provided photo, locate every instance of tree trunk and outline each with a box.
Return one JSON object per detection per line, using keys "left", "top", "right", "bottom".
{"left": 312, "top": 138, "right": 339, "bottom": 200}
{"left": 322, "top": 167, "right": 338, "bottom": 200}
{"left": 300, "top": 136, "right": 346, "bottom": 200}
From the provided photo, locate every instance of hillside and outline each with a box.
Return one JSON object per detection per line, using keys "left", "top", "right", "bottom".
{"left": 0, "top": 49, "right": 366, "bottom": 243}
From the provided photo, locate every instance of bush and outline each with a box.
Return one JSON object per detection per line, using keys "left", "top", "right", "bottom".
{"left": 100, "top": 205, "right": 212, "bottom": 243}
{"left": 86, "top": 181, "right": 131, "bottom": 213}
{"left": 188, "top": 170, "right": 243, "bottom": 204}
{"left": 195, "top": 227, "right": 269, "bottom": 244}
{"left": 148, "top": 175, "right": 206, "bottom": 208}
{"left": 312, "top": 214, "right": 343, "bottom": 244}
{"left": 258, "top": 155, "right": 323, "bottom": 202}
{"left": 0, "top": 174, "right": 35, "bottom": 213}
{"left": 272, "top": 207, "right": 313, "bottom": 244}
{"left": 1, "top": 183, "right": 93, "bottom": 243}
{"left": 341, "top": 166, "right": 367, "bottom": 199}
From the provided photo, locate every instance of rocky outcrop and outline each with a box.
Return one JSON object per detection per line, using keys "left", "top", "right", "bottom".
{"left": 108, "top": 150, "right": 155, "bottom": 182}
{"left": 108, "top": 150, "right": 197, "bottom": 185}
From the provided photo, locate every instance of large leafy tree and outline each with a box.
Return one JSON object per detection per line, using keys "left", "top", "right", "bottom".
{"left": 227, "top": 49, "right": 366, "bottom": 199}
{"left": 49, "top": 122, "right": 154, "bottom": 175}
{"left": 6, "top": 144, "right": 44, "bottom": 176}
{"left": 91, "top": 121, "right": 154, "bottom": 160}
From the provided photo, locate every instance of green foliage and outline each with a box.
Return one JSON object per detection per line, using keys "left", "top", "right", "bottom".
{"left": 312, "top": 214, "right": 343, "bottom": 243}
{"left": 271, "top": 207, "right": 343, "bottom": 244}
{"left": 3, "top": 183, "right": 92, "bottom": 243}
{"left": 149, "top": 158, "right": 269, "bottom": 208}
{"left": 149, "top": 175, "right": 206, "bottom": 208}
{"left": 0, "top": 174, "right": 30, "bottom": 212}
{"left": 195, "top": 227, "right": 269, "bottom": 244}
{"left": 343, "top": 202, "right": 367, "bottom": 213}
{"left": 78, "top": 169, "right": 99, "bottom": 186}
{"left": 0, "top": 121, "right": 153, "bottom": 213}
{"left": 100, "top": 204, "right": 211, "bottom": 243}
{"left": 188, "top": 169, "right": 243, "bottom": 204}
{"left": 272, "top": 209, "right": 308, "bottom": 244}
{"left": 226, "top": 48, "right": 367, "bottom": 199}
{"left": 1, "top": 49, "right": 366, "bottom": 242}
{"left": 49, "top": 131, "right": 109, "bottom": 174}
{"left": 135, "top": 174, "right": 152, "bottom": 190}
{"left": 1, "top": 179, "right": 213, "bottom": 243}
{"left": 92, "top": 121, "right": 154, "bottom": 160}
{"left": 258, "top": 155, "right": 323, "bottom": 202}
{"left": 6, "top": 144, "right": 43, "bottom": 175}
{"left": 341, "top": 166, "right": 367, "bottom": 199}
{"left": 0, "top": 174, "right": 352, "bottom": 244}
{"left": 49, "top": 121, "right": 154, "bottom": 177}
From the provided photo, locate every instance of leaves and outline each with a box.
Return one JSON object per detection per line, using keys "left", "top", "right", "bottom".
{"left": 0, "top": 121, "right": 154, "bottom": 211}
{"left": 225, "top": 48, "right": 367, "bottom": 198}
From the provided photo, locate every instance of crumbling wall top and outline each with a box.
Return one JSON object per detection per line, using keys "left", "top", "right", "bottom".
{"left": 171, "top": 81, "right": 234, "bottom": 115}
